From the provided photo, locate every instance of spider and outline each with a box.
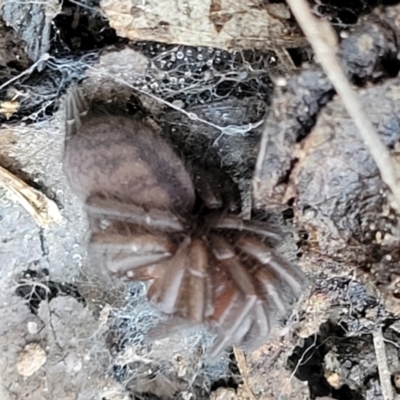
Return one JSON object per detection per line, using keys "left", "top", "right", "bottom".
{"left": 63, "top": 88, "right": 306, "bottom": 357}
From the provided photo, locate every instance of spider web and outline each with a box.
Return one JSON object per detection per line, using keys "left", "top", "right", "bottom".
{"left": 106, "top": 282, "right": 235, "bottom": 398}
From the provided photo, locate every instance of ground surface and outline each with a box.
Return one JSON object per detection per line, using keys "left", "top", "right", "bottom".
{"left": 1, "top": 1, "right": 400, "bottom": 400}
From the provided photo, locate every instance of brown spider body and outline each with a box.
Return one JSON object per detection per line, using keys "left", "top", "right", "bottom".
{"left": 63, "top": 88, "right": 306, "bottom": 356}
{"left": 64, "top": 106, "right": 195, "bottom": 216}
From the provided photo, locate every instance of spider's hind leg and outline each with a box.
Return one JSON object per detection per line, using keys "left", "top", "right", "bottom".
{"left": 64, "top": 86, "right": 88, "bottom": 139}
{"left": 208, "top": 235, "right": 262, "bottom": 357}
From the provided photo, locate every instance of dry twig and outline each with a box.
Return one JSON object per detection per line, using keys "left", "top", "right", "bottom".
{"left": 0, "top": 164, "right": 62, "bottom": 227}
{"left": 285, "top": 0, "right": 400, "bottom": 212}
{"left": 373, "top": 328, "right": 394, "bottom": 400}
{"left": 233, "top": 346, "right": 257, "bottom": 400}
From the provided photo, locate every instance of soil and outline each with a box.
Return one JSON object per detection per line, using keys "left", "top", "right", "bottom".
{"left": 1, "top": 1, "right": 400, "bottom": 400}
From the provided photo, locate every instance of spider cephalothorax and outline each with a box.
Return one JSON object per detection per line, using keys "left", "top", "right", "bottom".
{"left": 63, "top": 88, "right": 306, "bottom": 356}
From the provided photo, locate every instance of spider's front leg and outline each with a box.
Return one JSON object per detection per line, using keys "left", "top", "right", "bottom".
{"left": 90, "top": 232, "right": 176, "bottom": 255}
{"left": 86, "top": 195, "right": 186, "bottom": 232}
{"left": 236, "top": 236, "right": 306, "bottom": 295}
{"left": 207, "top": 214, "right": 282, "bottom": 242}
{"left": 87, "top": 195, "right": 182, "bottom": 276}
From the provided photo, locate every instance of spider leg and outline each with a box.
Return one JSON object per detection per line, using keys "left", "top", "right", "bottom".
{"left": 208, "top": 215, "right": 281, "bottom": 242}
{"left": 147, "top": 269, "right": 164, "bottom": 301}
{"left": 153, "top": 237, "right": 191, "bottom": 314}
{"left": 106, "top": 252, "right": 172, "bottom": 276}
{"left": 185, "top": 239, "right": 211, "bottom": 322}
{"left": 210, "top": 314, "right": 255, "bottom": 357}
{"left": 212, "top": 235, "right": 258, "bottom": 301}
{"left": 236, "top": 236, "right": 305, "bottom": 294}
{"left": 207, "top": 285, "right": 242, "bottom": 357}
{"left": 86, "top": 194, "right": 185, "bottom": 232}
{"left": 155, "top": 238, "right": 212, "bottom": 322}
{"left": 89, "top": 228, "right": 175, "bottom": 276}
{"left": 65, "top": 87, "right": 88, "bottom": 139}
{"left": 239, "top": 300, "right": 273, "bottom": 351}
{"left": 254, "top": 267, "right": 288, "bottom": 314}
{"left": 208, "top": 235, "right": 259, "bottom": 357}
{"left": 253, "top": 299, "right": 271, "bottom": 338}
{"left": 90, "top": 232, "right": 176, "bottom": 255}
{"left": 209, "top": 264, "right": 239, "bottom": 324}
{"left": 125, "top": 264, "right": 164, "bottom": 281}
{"left": 146, "top": 240, "right": 212, "bottom": 322}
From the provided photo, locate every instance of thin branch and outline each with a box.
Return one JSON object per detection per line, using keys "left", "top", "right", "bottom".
{"left": 279, "top": 333, "right": 318, "bottom": 400}
{"left": 0, "top": 53, "right": 50, "bottom": 91}
{"left": 0, "top": 164, "right": 62, "bottom": 227}
{"left": 233, "top": 346, "right": 257, "bottom": 400}
{"left": 373, "top": 328, "right": 394, "bottom": 400}
{"left": 286, "top": 0, "right": 400, "bottom": 212}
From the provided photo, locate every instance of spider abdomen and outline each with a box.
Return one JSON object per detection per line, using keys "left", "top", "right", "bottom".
{"left": 63, "top": 101, "right": 195, "bottom": 215}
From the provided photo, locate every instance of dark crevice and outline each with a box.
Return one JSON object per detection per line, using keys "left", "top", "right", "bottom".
{"left": 0, "top": 0, "right": 125, "bottom": 124}
{"left": 288, "top": 320, "right": 380, "bottom": 399}
{"left": 286, "top": 47, "right": 313, "bottom": 67}
{"left": 210, "top": 349, "right": 241, "bottom": 392}
{"left": 38, "top": 229, "right": 49, "bottom": 257}
{"left": 16, "top": 268, "right": 85, "bottom": 314}
{"left": 379, "top": 52, "right": 400, "bottom": 78}
{"left": 51, "top": 0, "right": 127, "bottom": 55}
{"left": 310, "top": 0, "right": 400, "bottom": 27}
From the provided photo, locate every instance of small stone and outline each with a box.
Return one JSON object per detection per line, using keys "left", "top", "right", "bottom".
{"left": 16, "top": 343, "right": 46, "bottom": 377}
{"left": 27, "top": 321, "right": 38, "bottom": 334}
{"left": 210, "top": 388, "right": 237, "bottom": 400}
{"left": 181, "top": 391, "right": 193, "bottom": 400}
{"left": 326, "top": 372, "right": 341, "bottom": 389}
{"left": 266, "top": 3, "right": 291, "bottom": 20}
{"left": 275, "top": 77, "right": 287, "bottom": 87}
{"left": 393, "top": 371, "right": 400, "bottom": 389}
{"left": 172, "top": 100, "right": 185, "bottom": 109}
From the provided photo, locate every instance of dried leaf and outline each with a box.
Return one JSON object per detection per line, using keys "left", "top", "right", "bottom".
{"left": 101, "top": 0, "right": 306, "bottom": 50}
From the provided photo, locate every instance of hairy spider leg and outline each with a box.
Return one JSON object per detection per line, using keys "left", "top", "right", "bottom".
{"left": 154, "top": 237, "right": 191, "bottom": 314}
{"left": 208, "top": 235, "right": 259, "bottom": 357}
{"left": 236, "top": 236, "right": 305, "bottom": 294}
{"left": 186, "top": 239, "right": 211, "bottom": 322}
{"left": 209, "top": 215, "right": 282, "bottom": 242}
{"left": 65, "top": 87, "right": 88, "bottom": 138}
{"left": 90, "top": 232, "right": 176, "bottom": 255}
{"left": 86, "top": 194, "right": 185, "bottom": 232}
